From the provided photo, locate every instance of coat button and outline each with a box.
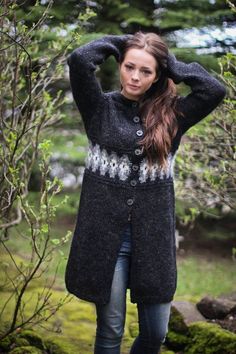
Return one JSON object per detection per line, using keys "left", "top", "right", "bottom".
{"left": 127, "top": 198, "right": 134, "bottom": 206}
{"left": 132, "top": 164, "right": 139, "bottom": 171}
{"left": 136, "top": 130, "right": 143, "bottom": 137}
{"left": 134, "top": 148, "right": 143, "bottom": 155}
{"left": 130, "top": 179, "right": 137, "bottom": 186}
{"left": 133, "top": 116, "right": 140, "bottom": 123}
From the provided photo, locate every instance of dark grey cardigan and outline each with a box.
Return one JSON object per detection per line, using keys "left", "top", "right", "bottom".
{"left": 65, "top": 35, "right": 226, "bottom": 305}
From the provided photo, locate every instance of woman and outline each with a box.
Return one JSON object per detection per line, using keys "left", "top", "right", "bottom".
{"left": 65, "top": 32, "right": 226, "bottom": 354}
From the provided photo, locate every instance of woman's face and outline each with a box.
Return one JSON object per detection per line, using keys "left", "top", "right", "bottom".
{"left": 119, "top": 48, "right": 158, "bottom": 101}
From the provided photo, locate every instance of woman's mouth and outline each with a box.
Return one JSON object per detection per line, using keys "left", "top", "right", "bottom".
{"left": 128, "top": 84, "right": 140, "bottom": 89}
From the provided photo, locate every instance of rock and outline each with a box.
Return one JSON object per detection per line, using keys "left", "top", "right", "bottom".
{"left": 171, "top": 301, "right": 206, "bottom": 326}
{"left": 165, "top": 301, "right": 204, "bottom": 351}
{"left": 215, "top": 312, "right": 236, "bottom": 334}
{"left": 197, "top": 295, "right": 236, "bottom": 319}
{"left": 168, "top": 304, "right": 189, "bottom": 335}
{"left": 218, "top": 291, "right": 236, "bottom": 303}
{"left": 185, "top": 321, "right": 236, "bottom": 354}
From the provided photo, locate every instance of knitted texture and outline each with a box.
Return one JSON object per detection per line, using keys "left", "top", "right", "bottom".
{"left": 65, "top": 35, "right": 226, "bottom": 305}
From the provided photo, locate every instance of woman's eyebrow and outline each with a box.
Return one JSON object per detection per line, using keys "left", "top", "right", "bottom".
{"left": 125, "top": 62, "right": 153, "bottom": 70}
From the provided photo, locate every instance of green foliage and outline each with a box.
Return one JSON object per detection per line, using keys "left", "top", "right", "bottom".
{"left": 0, "top": 1, "right": 80, "bottom": 340}
{"left": 155, "top": 0, "right": 234, "bottom": 30}
{"left": 176, "top": 52, "right": 236, "bottom": 222}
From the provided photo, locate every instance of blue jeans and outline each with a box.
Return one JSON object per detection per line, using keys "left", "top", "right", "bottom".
{"left": 94, "top": 222, "right": 171, "bottom": 354}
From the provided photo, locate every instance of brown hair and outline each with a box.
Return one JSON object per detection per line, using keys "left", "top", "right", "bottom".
{"left": 120, "top": 31, "right": 179, "bottom": 169}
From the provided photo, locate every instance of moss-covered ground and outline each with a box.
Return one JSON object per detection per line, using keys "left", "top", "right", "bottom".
{"left": 1, "top": 197, "right": 236, "bottom": 353}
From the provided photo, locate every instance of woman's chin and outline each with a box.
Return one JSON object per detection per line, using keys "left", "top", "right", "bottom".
{"left": 124, "top": 88, "right": 142, "bottom": 100}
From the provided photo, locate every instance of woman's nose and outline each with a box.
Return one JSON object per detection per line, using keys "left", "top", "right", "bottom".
{"left": 131, "top": 70, "right": 140, "bottom": 81}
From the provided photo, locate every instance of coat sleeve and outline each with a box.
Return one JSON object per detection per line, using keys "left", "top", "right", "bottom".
{"left": 166, "top": 54, "right": 226, "bottom": 135}
{"left": 67, "top": 35, "right": 130, "bottom": 129}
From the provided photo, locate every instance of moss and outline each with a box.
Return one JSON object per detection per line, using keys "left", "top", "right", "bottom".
{"left": 0, "top": 335, "right": 13, "bottom": 351}
{"left": 185, "top": 321, "right": 236, "bottom": 354}
{"left": 67, "top": 301, "right": 95, "bottom": 322}
{"left": 128, "top": 321, "right": 139, "bottom": 338}
{"left": 165, "top": 330, "right": 190, "bottom": 351}
{"left": 15, "top": 337, "right": 30, "bottom": 347}
{"left": 9, "top": 346, "right": 43, "bottom": 354}
{"left": 18, "top": 330, "right": 46, "bottom": 350}
{"left": 45, "top": 337, "right": 82, "bottom": 354}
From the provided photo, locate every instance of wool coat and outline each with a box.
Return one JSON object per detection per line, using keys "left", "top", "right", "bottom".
{"left": 65, "top": 35, "right": 226, "bottom": 305}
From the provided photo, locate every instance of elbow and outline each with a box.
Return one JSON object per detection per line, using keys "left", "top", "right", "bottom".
{"left": 66, "top": 48, "right": 86, "bottom": 69}
{"left": 215, "top": 82, "right": 226, "bottom": 103}
{"left": 209, "top": 78, "right": 226, "bottom": 104}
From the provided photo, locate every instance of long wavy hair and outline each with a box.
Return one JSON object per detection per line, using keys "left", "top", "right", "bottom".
{"left": 120, "top": 31, "right": 179, "bottom": 169}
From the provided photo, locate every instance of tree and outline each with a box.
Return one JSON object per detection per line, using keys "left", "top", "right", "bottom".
{"left": 0, "top": 0, "right": 83, "bottom": 339}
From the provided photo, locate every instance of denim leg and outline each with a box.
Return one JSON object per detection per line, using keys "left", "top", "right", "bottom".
{"left": 130, "top": 302, "right": 172, "bottom": 354}
{"left": 94, "top": 224, "right": 131, "bottom": 354}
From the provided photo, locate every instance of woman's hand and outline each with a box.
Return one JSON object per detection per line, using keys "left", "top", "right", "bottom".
{"left": 102, "top": 34, "right": 133, "bottom": 62}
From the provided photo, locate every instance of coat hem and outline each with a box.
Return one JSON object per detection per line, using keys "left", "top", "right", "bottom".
{"left": 130, "top": 294, "right": 175, "bottom": 304}
{"left": 66, "top": 287, "right": 175, "bottom": 305}
{"left": 67, "top": 288, "right": 110, "bottom": 305}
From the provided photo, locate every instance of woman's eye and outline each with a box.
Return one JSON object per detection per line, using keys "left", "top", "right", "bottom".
{"left": 125, "top": 64, "right": 133, "bottom": 71}
{"left": 142, "top": 70, "right": 152, "bottom": 75}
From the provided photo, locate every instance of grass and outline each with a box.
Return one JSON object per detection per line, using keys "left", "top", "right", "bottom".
{"left": 175, "top": 255, "right": 236, "bottom": 302}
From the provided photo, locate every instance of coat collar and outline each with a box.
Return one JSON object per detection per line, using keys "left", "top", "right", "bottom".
{"left": 110, "top": 90, "right": 140, "bottom": 108}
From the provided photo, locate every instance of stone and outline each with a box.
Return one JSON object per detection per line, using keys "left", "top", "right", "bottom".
{"left": 165, "top": 301, "right": 205, "bottom": 351}
{"left": 215, "top": 313, "right": 236, "bottom": 334}
{"left": 197, "top": 295, "right": 236, "bottom": 319}
{"left": 171, "top": 301, "right": 206, "bottom": 329}
{"left": 218, "top": 291, "right": 236, "bottom": 303}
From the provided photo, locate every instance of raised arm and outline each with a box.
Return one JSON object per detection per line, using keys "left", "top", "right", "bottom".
{"left": 67, "top": 35, "right": 130, "bottom": 130}
{"left": 166, "top": 54, "right": 226, "bottom": 135}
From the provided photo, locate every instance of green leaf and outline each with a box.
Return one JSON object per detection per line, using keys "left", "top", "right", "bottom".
{"left": 51, "top": 238, "right": 60, "bottom": 245}
{"left": 41, "top": 224, "right": 49, "bottom": 233}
